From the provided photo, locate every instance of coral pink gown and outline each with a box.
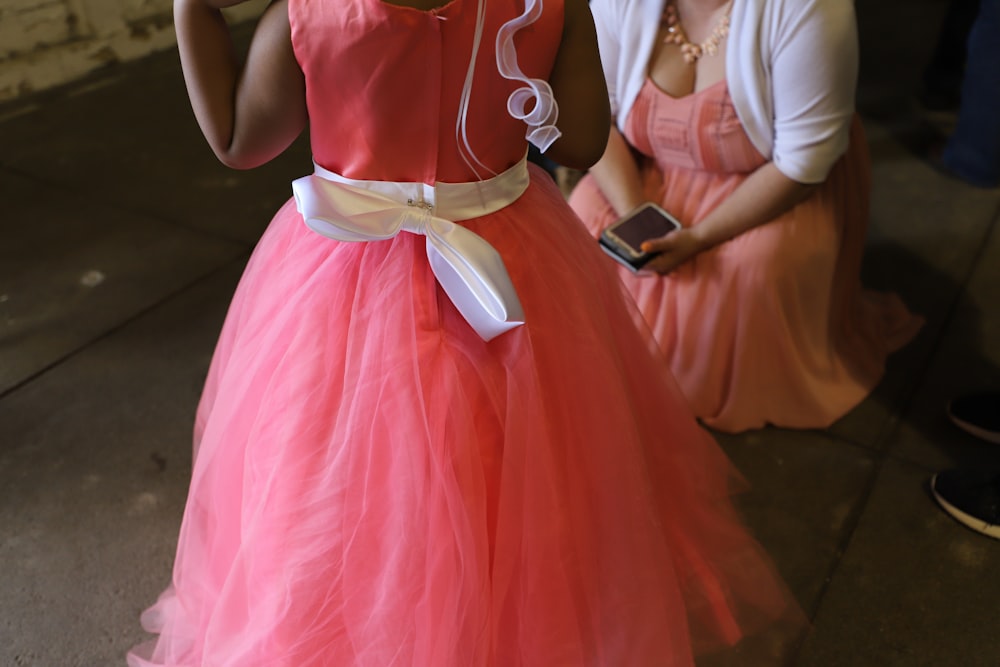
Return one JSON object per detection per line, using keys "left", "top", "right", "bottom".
{"left": 128, "top": 0, "right": 799, "bottom": 665}
{"left": 570, "top": 79, "right": 923, "bottom": 433}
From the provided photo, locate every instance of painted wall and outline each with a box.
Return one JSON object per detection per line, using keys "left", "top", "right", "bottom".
{"left": 0, "top": 0, "right": 264, "bottom": 102}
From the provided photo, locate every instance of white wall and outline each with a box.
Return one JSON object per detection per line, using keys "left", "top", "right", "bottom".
{"left": 0, "top": 0, "right": 264, "bottom": 102}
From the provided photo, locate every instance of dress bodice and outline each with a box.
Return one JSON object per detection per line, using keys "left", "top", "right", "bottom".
{"left": 288, "top": 0, "right": 563, "bottom": 184}
{"left": 623, "top": 78, "right": 765, "bottom": 175}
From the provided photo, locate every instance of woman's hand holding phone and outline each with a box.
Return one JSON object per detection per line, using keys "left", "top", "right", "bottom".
{"left": 598, "top": 203, "right": 686, "bottom": 273}
{"left": 639, "top": 226, "right": 709, "bottom": 275}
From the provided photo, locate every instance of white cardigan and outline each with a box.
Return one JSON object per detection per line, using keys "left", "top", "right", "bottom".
{"left": 589, "top": 0, "right": 859, "bottom": 183}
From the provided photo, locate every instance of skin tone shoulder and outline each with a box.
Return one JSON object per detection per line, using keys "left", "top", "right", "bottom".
{"left": 172, "top": 0, "right": 610, "bottom": 172}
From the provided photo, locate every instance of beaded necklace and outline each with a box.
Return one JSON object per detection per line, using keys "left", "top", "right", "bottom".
{"left": 662, "top": 0, "right": 733, "bottom": 64}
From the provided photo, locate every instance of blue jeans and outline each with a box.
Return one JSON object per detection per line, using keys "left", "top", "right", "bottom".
{"left": 942, "top": 0, "right": 1000, "bottom": 187}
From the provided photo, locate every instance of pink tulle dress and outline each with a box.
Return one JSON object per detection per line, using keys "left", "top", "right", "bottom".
{"left": 569, "top": 78, "right": 923, "bottom": 433}
{"left": 127, "top": 0, "right": 799, "bottom": 664}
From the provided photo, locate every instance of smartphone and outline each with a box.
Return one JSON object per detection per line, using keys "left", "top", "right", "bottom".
{"left": 599, "top": 203, "right": 682, "bottom": 272}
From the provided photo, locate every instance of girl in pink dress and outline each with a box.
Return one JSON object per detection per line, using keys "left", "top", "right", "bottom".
{"left": 569, "top": 0, "right": 923, "bottom": 433}
{"left": 128, "top": 0, "right": 799, "bottom": 663}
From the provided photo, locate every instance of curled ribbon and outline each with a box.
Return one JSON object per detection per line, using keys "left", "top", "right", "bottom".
{"left": 495, "top": 0, "right": 562, "bottom": 152}
{"left": 291, "top": 169, "right": 526, "bottom": 341}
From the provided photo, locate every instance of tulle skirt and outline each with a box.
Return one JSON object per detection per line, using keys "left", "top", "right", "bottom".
{"left": 129, "top": 166, "right": 797, "bottom": 666}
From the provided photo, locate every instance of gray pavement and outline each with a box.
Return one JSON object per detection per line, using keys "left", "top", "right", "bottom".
{"left": 2, "top": 0, "right": 999, "bottom": 664}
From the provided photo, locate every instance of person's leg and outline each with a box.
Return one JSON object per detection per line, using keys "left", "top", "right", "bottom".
{"left": 941, "top": 0, "right": 1000, "bottom": 187}
{"left": 921, "top": 0, "right": 981, "bottom": 110}
{"left": 931, "top": 391, "right": 1000, "bottom": 539}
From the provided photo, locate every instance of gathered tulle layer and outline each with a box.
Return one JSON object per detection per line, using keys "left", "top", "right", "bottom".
{"left": 129, "top": 168, "right": 798, "bottom": 667}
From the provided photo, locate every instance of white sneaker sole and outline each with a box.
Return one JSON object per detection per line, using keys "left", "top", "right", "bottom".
{"left": 931, "top": 475, "right": 1000, "bottom": 540}
{"left": 949, "top": 415, "right": 1000, "bottom": 445}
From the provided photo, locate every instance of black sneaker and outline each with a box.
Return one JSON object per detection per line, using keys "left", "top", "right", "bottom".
{"left": 931, "top": 469, "right": 1000, "bottom": 540}
{"left": 947, "top": 392, "right": 1000, "bottom": 444}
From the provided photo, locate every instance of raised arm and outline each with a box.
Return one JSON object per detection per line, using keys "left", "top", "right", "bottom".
{"left": 174, "top": 0, "right": 307, "bottom": 169}
{"left": 543, "top": 0, "right": 612, "bottom": 169}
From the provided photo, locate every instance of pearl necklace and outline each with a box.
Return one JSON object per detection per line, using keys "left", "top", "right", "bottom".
{"left": 662, "top": 0, "right": 733, "bottom": 64}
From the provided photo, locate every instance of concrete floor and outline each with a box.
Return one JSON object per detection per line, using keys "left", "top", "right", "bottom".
{"left": 2, "top": 0, "right": 999, "bottom": 664}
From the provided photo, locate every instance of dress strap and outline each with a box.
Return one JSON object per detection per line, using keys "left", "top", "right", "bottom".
{"left": 291, "top": 158, "right": 529, "bottom": 341}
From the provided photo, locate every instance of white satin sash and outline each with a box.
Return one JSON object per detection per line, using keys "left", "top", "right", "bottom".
{"left": 291, "top": 158, "right": 529, "bottom": 341}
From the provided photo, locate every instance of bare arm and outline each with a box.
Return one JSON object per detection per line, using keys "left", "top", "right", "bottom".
{"left": 543, "top": 0, "right": 612, "bottom": 169}
{"left": 638, "top": 0, "right": 855, "bottom": 271}
{"left": 641, "top": 161, "right": 815, "bottom": 274}
{"left": 586, "top": 124, "right": 645, "bottom": 216}
{"left": 174, "top": 0, "right": 306, "bottom": 169}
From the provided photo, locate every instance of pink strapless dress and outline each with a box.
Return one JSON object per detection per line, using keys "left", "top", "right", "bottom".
{"left": 128, "top": 1, "right": 799, "bottom": 665}
{"left": 570, "top": 78, "right": 923, "bottom": 433}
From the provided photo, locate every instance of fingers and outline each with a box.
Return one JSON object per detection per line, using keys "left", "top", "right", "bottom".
{"left": 629, "top": 203, "right": 687, "bottom": 256}
{"left": 639, "top": 231, "right": 679, "bottom": 254}
{"left": 640, "top": 238, "right": 667, "bottom": 254}
{"left": 638, "top": 237, "right": 677, "bottom": 274}
{"left": 202, "top": 0, "right": 253, "bottom": 8}
{"left": 638, "top": 228, "right": 699, "bottom": 274}
{"left": 642, "top": 254, "right": 679, "bottom": 275}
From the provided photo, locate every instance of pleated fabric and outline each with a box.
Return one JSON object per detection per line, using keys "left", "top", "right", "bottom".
{"left": 570, "top": 79, "right": 923, "bottom": 433}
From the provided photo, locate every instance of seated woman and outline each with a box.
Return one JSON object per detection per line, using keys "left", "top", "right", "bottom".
{"left": 569, "top": 0, "right": 923, "bottom": 433}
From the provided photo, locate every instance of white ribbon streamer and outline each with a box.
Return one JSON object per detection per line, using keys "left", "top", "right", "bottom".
{"left": 456, "top": 0, "right": 562, "bottom": 175}
{"left": 495, "top": 0, "right": 562, "bottom": 152}
{"left": 455, "top": 0, "right": 495, "bottom": 178}
{"left": 291, "top": 161, "right": 529, "bottom": 341}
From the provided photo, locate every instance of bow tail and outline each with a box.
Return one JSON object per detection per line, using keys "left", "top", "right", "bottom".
{"left": 425, "top": 224, "right": 525, "bottom": 341}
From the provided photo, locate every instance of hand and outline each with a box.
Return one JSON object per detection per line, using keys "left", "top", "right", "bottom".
{"left": 206, "top": 0, "right": 253, "bottom": 8}
{"left": 191, "top": 0, "right": 255, "bottom": 10}
{"left": 639, "top": 227, "right": 708, "bottom": 275}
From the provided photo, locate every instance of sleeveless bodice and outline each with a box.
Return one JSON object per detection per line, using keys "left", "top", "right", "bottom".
{"left": 624, "top": 78, "right": 765, "bottom": 175}
{"left": 288, "top": 0, "right": 563, "bottom": 184}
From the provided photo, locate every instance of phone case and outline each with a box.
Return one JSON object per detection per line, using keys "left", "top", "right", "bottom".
{"left": 598, "top": 203, "right": 682, "bottom": 272}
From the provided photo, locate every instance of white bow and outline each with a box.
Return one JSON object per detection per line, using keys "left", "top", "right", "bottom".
{"left": 292, "top": 172, "right": 526, "bottom": 341}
